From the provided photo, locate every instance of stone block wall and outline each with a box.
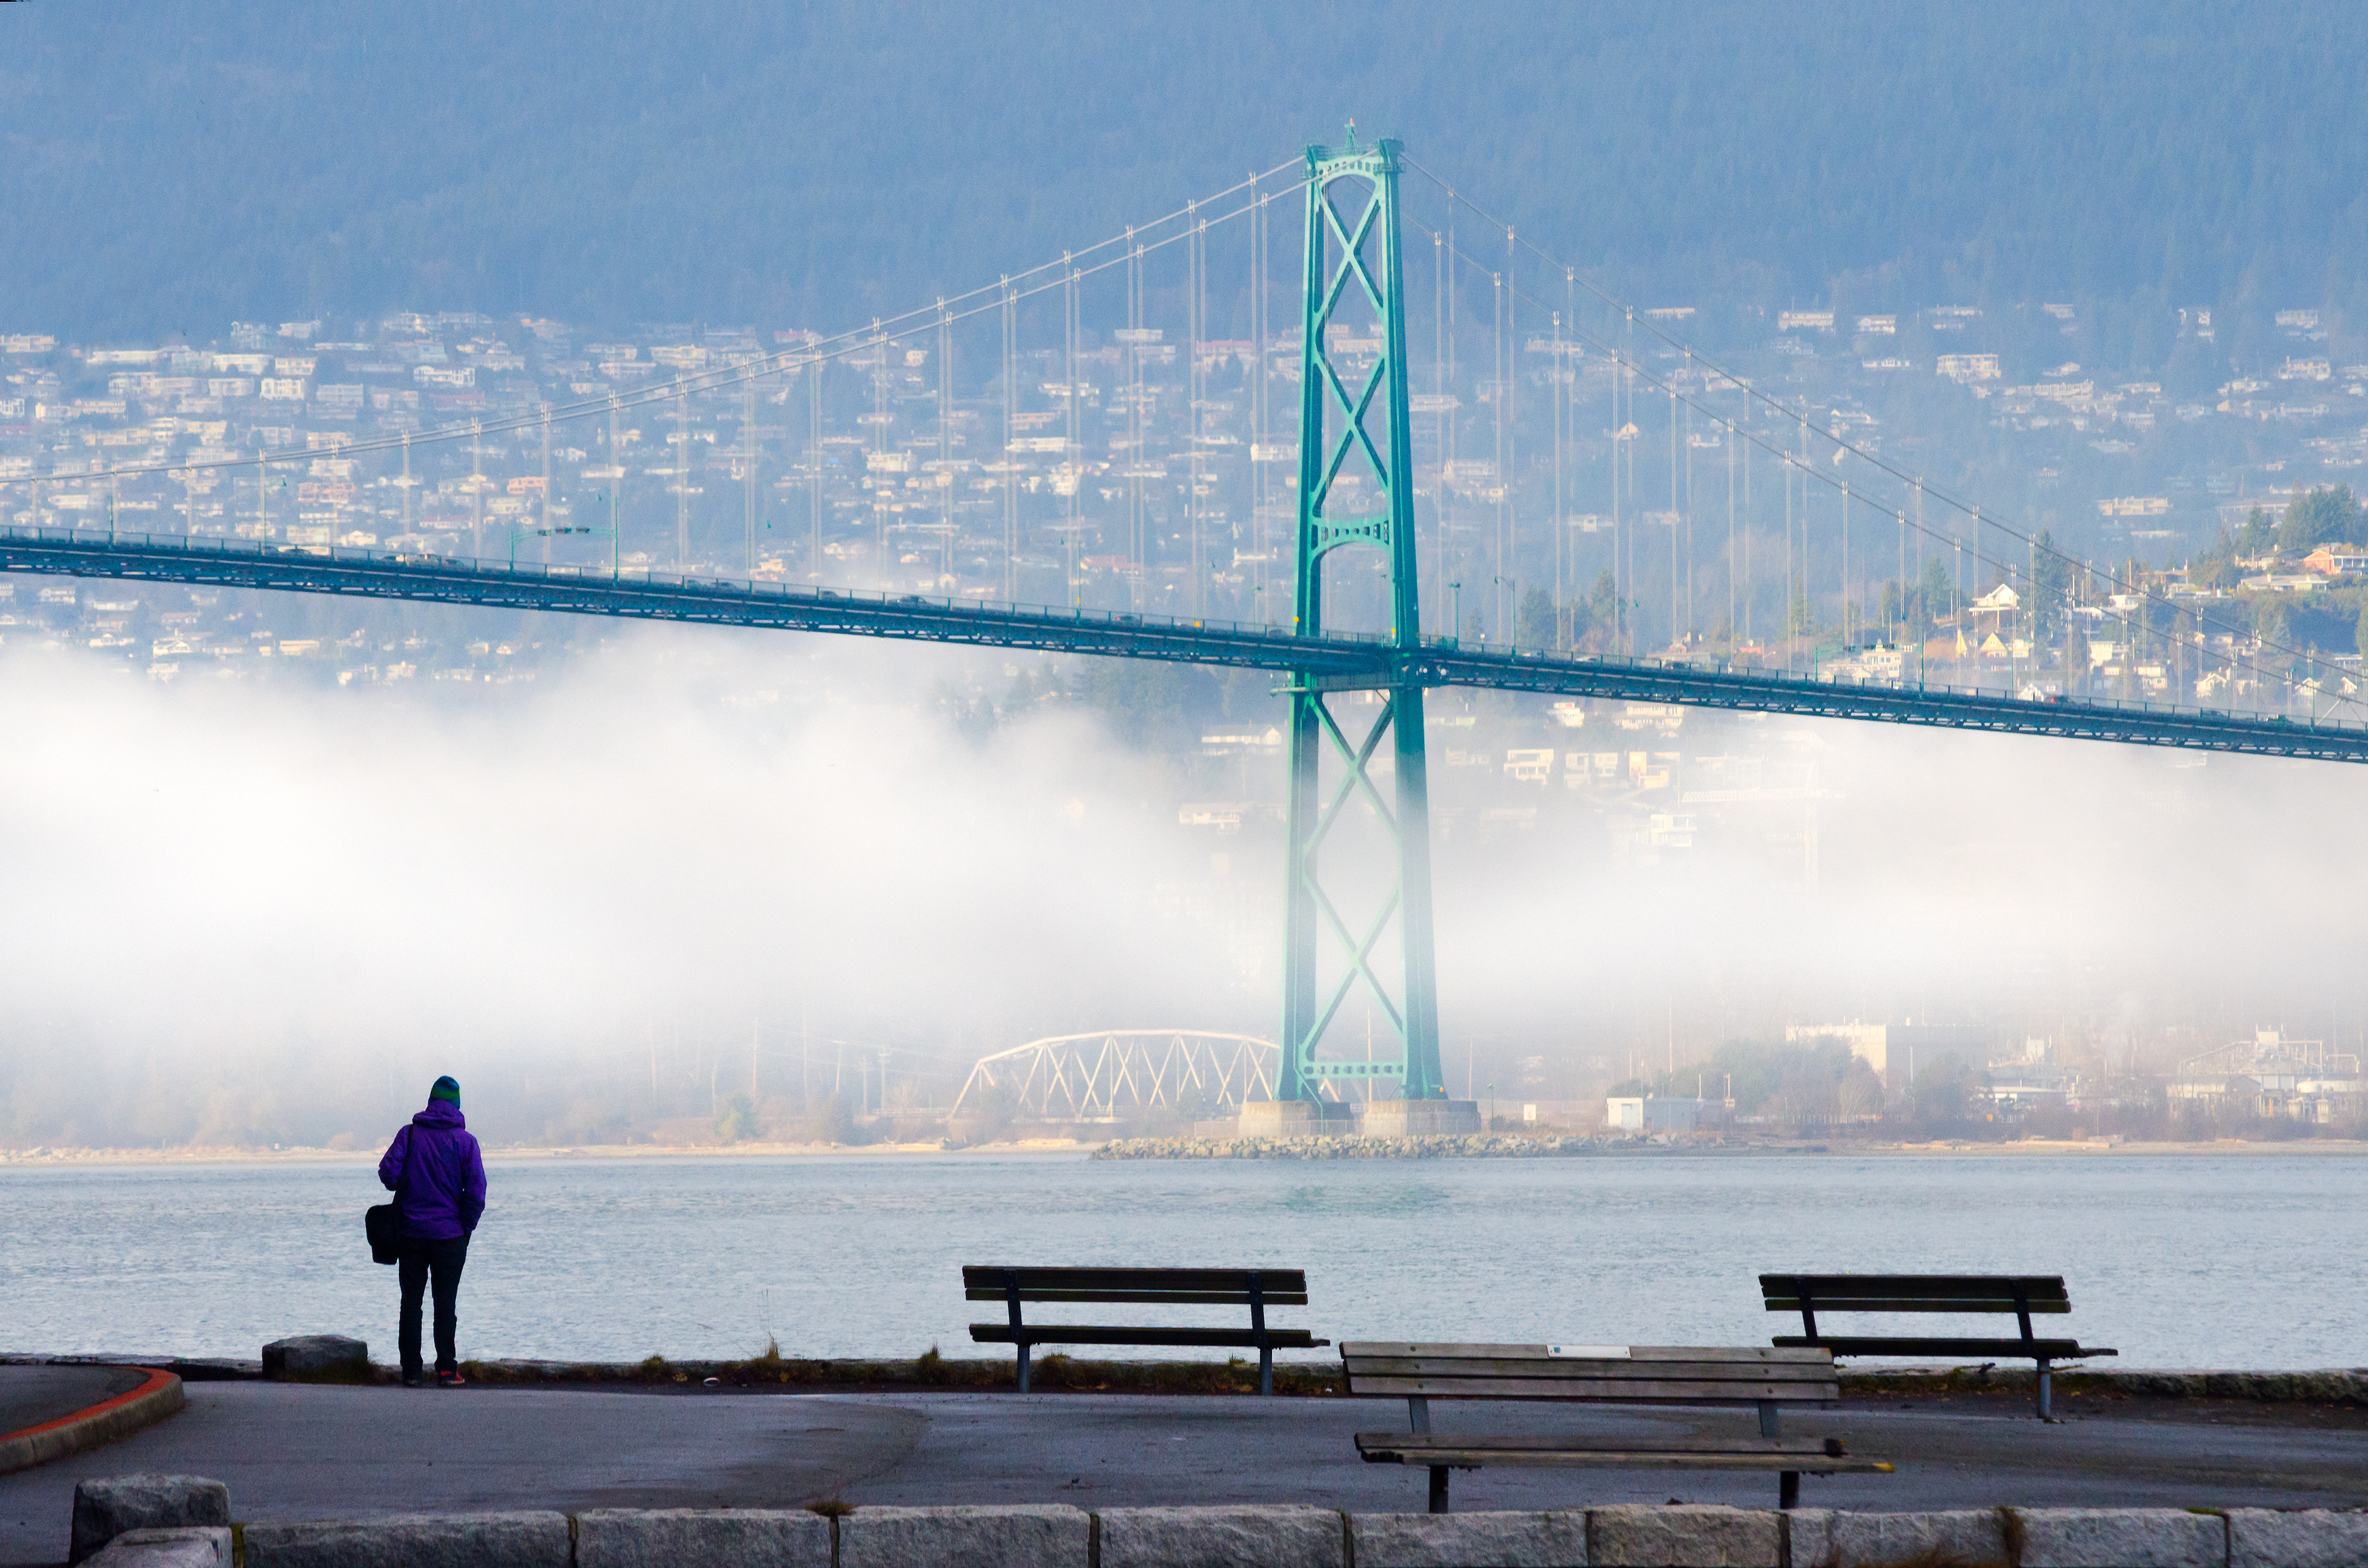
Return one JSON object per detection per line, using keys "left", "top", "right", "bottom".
{"left": 62, "top": 1477, "right": 2368, "bottom": 1568}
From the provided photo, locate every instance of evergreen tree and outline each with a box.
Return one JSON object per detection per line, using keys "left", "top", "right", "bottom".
{"left": 1589, "top": 570, "right": 1619, "bottom": 637}
{"left": 1515, "top": 585, "right": 1557, "bottom": 649}
{"left": 2277, "top": 485, "right": 2363, "bottom": 556}
{"left": 2237, "top": 507, "right": 2275, "bottom": 557}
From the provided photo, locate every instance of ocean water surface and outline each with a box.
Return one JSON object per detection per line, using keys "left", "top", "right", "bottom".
{"left": 2, "top": 1151, "right": 2360, "bottom": 1370}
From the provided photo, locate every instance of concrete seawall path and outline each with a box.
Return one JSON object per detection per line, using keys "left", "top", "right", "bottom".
{"left": 3, "top": 1379, "right": 2365, "bottom": 1565}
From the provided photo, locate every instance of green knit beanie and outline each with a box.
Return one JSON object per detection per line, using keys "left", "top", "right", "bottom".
{"left": 429, "top": 1076, "right": 461, "bottom": 1106}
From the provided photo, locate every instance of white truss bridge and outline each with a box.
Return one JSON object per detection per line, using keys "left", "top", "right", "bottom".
{"left": 949, "top": 1031, "right": 1282, "bottom": 1124}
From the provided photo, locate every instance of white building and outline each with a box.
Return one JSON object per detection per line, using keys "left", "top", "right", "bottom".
{"left": 1603, "top": 1096, "right": 1727, "bottom": 1133}
{"left": 1784, "top": 1022, "right": 1989, "bottom": 1084}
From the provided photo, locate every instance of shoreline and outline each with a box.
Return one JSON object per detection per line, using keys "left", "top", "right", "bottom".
{"left": 4, "top": 1134, "right": 2367, "bottom": 1169}
{"left": 5, "top": 1351, "right": 2365, "bottom": 1408}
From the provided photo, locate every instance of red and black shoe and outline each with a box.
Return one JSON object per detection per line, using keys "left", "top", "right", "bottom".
{"left": 436, "top": 1368, "right": 468, "bottom": 1389}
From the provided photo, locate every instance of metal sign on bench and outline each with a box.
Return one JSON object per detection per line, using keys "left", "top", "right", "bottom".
{"left": 963, "top": 1266, "right": 1328, "bottom": 1396}
{"left": 1760, "top": 1273, "right": 2117, "bottom": 1419}
{"left": 1340, "top": 1341, "right": 1890, "bottom": 1513}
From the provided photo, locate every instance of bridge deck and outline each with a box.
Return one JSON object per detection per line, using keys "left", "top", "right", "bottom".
{"left": 7, "top": 526, "right": 2365, "bottom": 764}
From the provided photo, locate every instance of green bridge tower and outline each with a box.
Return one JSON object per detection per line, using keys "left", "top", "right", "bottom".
{"left": 1275, "top": 130, "right": 1451, "bottom": 1113}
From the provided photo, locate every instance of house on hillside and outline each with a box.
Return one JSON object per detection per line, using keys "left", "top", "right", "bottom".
{"left": 2300, "top": 543, "right": 2368, "bottom": 577}
{"left": 1970, "top": 584, "right": 2020, "bottom": 635}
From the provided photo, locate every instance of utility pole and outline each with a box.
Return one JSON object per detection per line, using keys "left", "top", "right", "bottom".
{"left": 1504, "top": 228, "right": 1516, "bottom": 640}
{"left": 1492, "top": 269, "right": 1505, "bottom": 635}
{"left": 1669, "top": 386, "right": 1679, "bottom": 647}
{"left": 1741, "top": 382, "right": 1752, "bottom": 647}
{"left": 938, "top": 304, "right": 951, "bottom": 588}
{"left": 1253, "top": 187, "right": 1271, "bottom": 620}
{"left": 540, "top": 403, "right": 553, "bottom": 564}
{"left": 675, "top": 386, "right": 690, "bottom": 567}
{"left": 607, "top": 396, "right": 622, "bottom": 576}
{"left": 1432, "top": 230, "right": 1444, "bottom": 635}
{"left": 1003, "top": 280, "right": 1018, "bottom": 601}
{"left": 1553, "top": 306, "right": 1564, "bottom": 644}
{"left": 809, "top": 359, "right": 822, "bottom": 580}
{"left": 1842, "top": 480, "right": 1852, "bottom": 647}
{"left": 1066, "top": 258, "right": 1080, "bottom": 605}
{"left": 1611, "top": 344, "right": 1622, "bottom": 649}
{"left": 746, "top": 371, "right": 759, "bottom": 574}
{"left": 469, "top": 421, "right": 482, "bottom": 561}
{"left": 1189, "top": 206, "right": 1205, "bottom": 618}
{"left": 1126, "top": 237, "right": 1143, "bottom": 605}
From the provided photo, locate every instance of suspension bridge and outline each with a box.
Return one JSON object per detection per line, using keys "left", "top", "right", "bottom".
{"left": 5, "top": 131, "right": 2364, "bottom": 1121}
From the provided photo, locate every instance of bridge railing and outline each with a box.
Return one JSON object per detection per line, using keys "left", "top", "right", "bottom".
{"left": 9, "top": 522, "right": 2363, "bottom": 738}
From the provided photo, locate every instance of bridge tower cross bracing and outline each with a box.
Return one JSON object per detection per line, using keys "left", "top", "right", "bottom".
{"left": 1277, "top": 130, "right": 1446, "bottom": 1105}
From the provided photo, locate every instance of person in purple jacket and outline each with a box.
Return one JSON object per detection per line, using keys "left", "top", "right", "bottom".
{"left": 378, "top": 1076, "right": 488, "bottom": 1388}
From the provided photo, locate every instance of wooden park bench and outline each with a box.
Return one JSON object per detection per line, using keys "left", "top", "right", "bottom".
{"left": 1760, "top": 1273, "right": 2117, "bottom": 1418}
{"left": 963, "top": 1265, "right": 1327, "bottom": 1395}
{"left": 1343, "top": 1342, "right": 1890, "bottom": 1513}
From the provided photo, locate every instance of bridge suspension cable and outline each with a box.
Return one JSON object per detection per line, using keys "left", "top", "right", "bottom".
{"left": 1430, "top": 242, "right": 2340, "bottom": 717}
{"left": 1401, "top": 157, "right": 2354, "bottom": 714}
{"left": 0, "top": 160, "right": 1308, "bottom": 501}
{"left": 1411, "top": 206, "right": 2340, "bottom": 712}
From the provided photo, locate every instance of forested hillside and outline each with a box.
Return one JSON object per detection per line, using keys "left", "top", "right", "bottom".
{"left": 5, "top": 0, "right": 2366, "bottom": 349}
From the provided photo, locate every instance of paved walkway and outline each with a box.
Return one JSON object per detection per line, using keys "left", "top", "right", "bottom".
{"left": 0, "top": 1370, "right": 150, "bottom": 1450}
{"left": 3, "top": 1381, "right": 2364, "bottom": 1565}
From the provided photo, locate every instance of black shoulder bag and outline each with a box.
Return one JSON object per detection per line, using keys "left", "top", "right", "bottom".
{"left": 365, "top": 1127, "right": 406, "bottom": 1265}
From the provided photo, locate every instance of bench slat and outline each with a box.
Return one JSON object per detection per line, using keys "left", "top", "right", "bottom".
{"left": 1764, "top": 1297, "right": 2070, "bottom": 1314}
{"left": 1355, "top": 1441, "right": 1889, "bottom": 1475}
{"left": 1346, "top": 1375, "right": 1838, "bottom": 1403}
{"left": 1344, "top": 1356, "right": 1840, "bottom": 1383}
{"left": 963, "top": 1266, "right": 1308, "bottom": 1293}
{"left": 1771, "top": 1335, "right": 2114, "bottom": 1360}
{"left": 967, "top": 1291, "right": 1311, "bottom": 1306}
{"left": 1760, "top": 1274, "right": 2069, "bottom": 1302}
{"left": 1357, "top": 1433, "right": 1849, "bottom": 1458}
{"left": 1338, "top": 1343, "right": 1831, "bottom": 1364}
{"left": 970, "top": 1324, "right": 1327, "bottom": 1348}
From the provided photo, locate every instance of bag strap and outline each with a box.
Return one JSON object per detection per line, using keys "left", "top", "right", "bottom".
{"left": 391, "top": 1125, "right": 413, "bottom": 1222}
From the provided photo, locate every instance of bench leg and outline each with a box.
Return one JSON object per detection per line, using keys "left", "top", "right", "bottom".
{"left": 1428, "top": 1466, "right": 1450, "bottom": 1514}
{"left": 1779, "top": 1471, "right": 1800, "bottom": 1511}
{"left": 1016, "top": 1343, "right": 1030, "bottom": 1395}
{"left": 2036, "top": 1361, "right": 2051, "bottom": 1420}
{"left": 1259, "top": 1345, "right": 1273, "bottom": 1398}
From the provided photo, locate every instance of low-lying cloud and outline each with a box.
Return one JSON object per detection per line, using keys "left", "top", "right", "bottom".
{"left": 3, "top": 626, "right": 2361, "bottom": 1145}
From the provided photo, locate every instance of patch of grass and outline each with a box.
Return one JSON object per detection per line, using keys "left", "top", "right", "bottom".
{"left": 277, "top": 1362, "right": 390, "bottom": 1386}
{"left": 1859, "top": 1550, "right": 2005, "bottom": 1568}
{"left": 807, "top": 1499, "right": 853, "bottom": 1518}
{"left": 445, "top": 1352, "right": 1346, "bottom": 1396}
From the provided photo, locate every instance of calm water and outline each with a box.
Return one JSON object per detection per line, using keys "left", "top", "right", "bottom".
{"left": 1, "top": 1152, "right": 2361, "bottom": 1370}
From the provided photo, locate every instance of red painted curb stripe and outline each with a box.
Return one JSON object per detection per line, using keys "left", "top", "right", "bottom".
{"left": 0, "top": 1367, "right": 179, "bottom": 1444}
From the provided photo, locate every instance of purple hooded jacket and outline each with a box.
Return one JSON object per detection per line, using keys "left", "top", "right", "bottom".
{"left": 378, "top": 1101, "right": 488, "bottom": 1240}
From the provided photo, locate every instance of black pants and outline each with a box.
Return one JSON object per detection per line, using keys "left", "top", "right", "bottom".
{"left": 396, "top": 1234, "right": 470, "bottom": 1375}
